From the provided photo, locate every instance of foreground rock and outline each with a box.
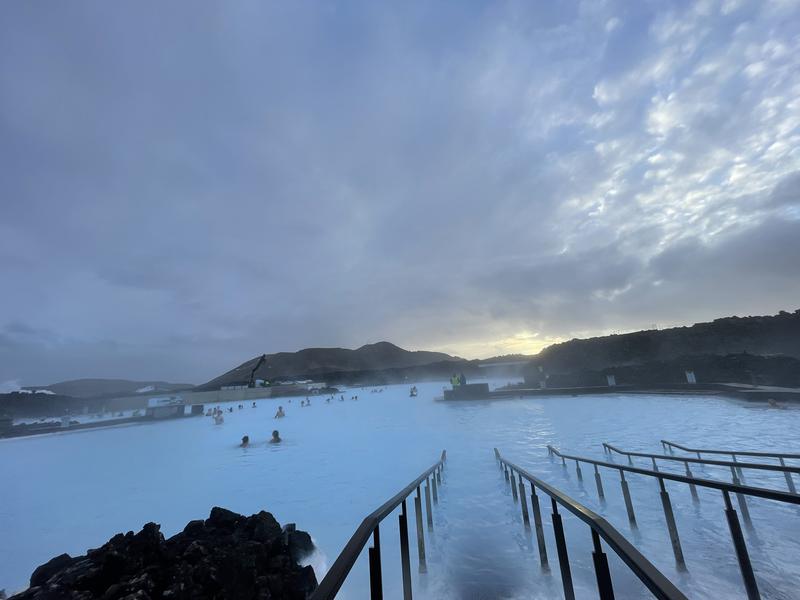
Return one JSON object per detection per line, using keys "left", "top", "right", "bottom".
{"left": 12, "top": 507, "right": 317, "bottom": 599}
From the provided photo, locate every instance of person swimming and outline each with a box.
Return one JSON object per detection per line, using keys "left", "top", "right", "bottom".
{"left": 240, "top": 435, "right": 249, "bottom": 447}
{"left": 275, "top": 406, "right": 285, "bottom": 418}
{"left": 252, "top": 401, "right": 257, "bottom": 408}
{"left": 269, "top": 430, "right": 281, "bottom": 443}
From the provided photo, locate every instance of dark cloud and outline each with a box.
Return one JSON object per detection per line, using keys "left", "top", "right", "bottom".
{"left": 1, "top": 0, "right": 799, "bottom": 384}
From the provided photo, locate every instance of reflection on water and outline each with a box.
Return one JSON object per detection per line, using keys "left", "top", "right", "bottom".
{"left": 2, "top": 381, "right": 799, "bottom": 598}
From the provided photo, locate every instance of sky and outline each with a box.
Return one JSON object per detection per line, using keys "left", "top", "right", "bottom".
{"left": 1, "top": 0, "right": 799, "bottom": 386}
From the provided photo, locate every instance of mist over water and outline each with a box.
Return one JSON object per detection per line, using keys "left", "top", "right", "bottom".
{"left": 2, "top": 382, "right": 799, "bottom": 598}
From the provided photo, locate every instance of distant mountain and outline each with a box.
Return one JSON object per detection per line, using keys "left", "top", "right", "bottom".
{"left": 201, "top": 341, "right": 461, "bottom": 389}
{"left": 24, "top": 378, "right": 194, "bottom": 399}
{"left": 529, "top": 309, "right": 800, "bottom": 374}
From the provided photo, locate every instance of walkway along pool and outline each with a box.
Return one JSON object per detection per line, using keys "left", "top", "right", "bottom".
{"left": 2, "top": 381, "right": 799, "bottom": 598}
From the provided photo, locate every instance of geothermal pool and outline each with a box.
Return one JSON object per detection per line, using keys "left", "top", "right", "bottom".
{"left": 2, "top": 382, "right": 800, "bottom": 598}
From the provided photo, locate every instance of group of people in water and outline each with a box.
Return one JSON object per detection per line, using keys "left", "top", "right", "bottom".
{"left": 240, "top": 430, "right": 281, "bottom": 447}
{"left": 207, "top": 401, "right": 262, "bottom": 424}
{"left": 294, "top": 394, "right": 358, "bottom": 406}
{"left": 208, "top": 391, "right": 375, "bottom": 448}
{"left": 235, "top": 394, "right": 360, "bottom": 447}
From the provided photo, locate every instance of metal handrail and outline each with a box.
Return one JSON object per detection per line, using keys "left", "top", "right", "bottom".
{"left": 495, "top": 448, "right": 688, "bottom": 600}
{"left": 547, "top": 445, "right": 794, "bottom": 599}
{"left": 662, "top": 439, "right": 800, "bottom": 460}
{"left": 549, "top": 446, "right": 800, "bottom": 504}
{"left": 604, "top": 442, "right": 800, "bottom": 495}
{"left": 311, "top": 450, "right": 446, "bottom": 600}
{"left": 604, "top": 443, "right": 800, "bottom": 474}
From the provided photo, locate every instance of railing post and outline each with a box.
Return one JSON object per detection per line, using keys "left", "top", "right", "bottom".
{"left": 658, "top": 478, "right": 685, "bottom": 569}
{"left": 369, "top": 525, "right": 383, "bottom": 600}
{"left": 684, "top": 461, "right": 699, "bottom": 502}
{"left": 575, "top": 460, "right": 583, "bottom": 482}
{"left": 732, "top": 454, "right": 745, "bottom": 481}
{"left": 591, "top": 529, "right": 615, "bottom": 600}
{"left": 436, "top": 465, "right": 442, "bottom": 485}
{"left": 594, "top": 464, "right": 605, "bottom": 500}
{"left": 424, "top": 479, "right": 434, "bottom": 530}
{"left": 504, "top": 464, "right": 510, "bottom": 481}
{"left": 723, "top": 491, "right": 760, "bottom": 600}
{"left": 399, "top": 500, "right": 413, "bottom": 600}
{"left": 551, "top": 498, "right": 576, "bottom": 600}
{"left": 651, "top": 457, "right": 659, "bottom": 472}
{"left": 619, "top": 470, "right": 636, "bottom": 527}
{"left": 779, "top": 458, "right": 796, "bottom": 494}
{"left": 414, "top": 487, "right": 427, "bottom": 573}
{"left": 519, "top": 479, "right": 530, "bottom": 527}
{"left": 730, "top": 467, "right": 752, "bottom": 526}
{"left": 511, "top": 470, "right": 519, "bottom": 502}
{"left": 530, "top": 486, "right": 549, "bottom": 570}
{"left": 432, "top": 471, "right": 439, "bottom": 504}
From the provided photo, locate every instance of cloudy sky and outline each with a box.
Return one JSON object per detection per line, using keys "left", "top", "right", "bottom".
{"left": 1, "top": 0, "right": 799, "bottom": 385}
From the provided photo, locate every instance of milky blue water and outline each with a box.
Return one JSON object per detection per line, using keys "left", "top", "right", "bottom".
{"left": 2, "top": 382, "right": 799, "bottom": 598}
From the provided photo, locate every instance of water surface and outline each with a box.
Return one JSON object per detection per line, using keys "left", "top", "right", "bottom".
{"left": 2, "top": 382, "right": 799, "bottom": 598}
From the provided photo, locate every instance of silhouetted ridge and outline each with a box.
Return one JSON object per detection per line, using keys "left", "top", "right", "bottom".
{"left": 530, "top": 310, "right": 800, "bottom": 373}
{"left": 201, "top": 342, "right": 461, "bottom": 388}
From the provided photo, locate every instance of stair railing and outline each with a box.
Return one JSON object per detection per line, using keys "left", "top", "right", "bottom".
{"left": 548, "top": 445, "right": 800, "bottom": 600}
{"left": 603, "top": 442, "right": 799, "bottom": 494}
{"left": 311, "top": 450, "right": 446, "bottom": 600}
{"left": 495, "top": 448, "right": 687, "bottom": 600}
{"left": 661, "top": 439, "right": 800, "bottom": 461}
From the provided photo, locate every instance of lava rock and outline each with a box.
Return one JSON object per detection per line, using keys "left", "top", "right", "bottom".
{"left": 282, "top": 525, "right": 314, "bottom": 564}
{"left": 30, "top": 553, "right": 76, "bottom": 587}
{"left": 12, "top": 507, "right": 316, "bottom": 600}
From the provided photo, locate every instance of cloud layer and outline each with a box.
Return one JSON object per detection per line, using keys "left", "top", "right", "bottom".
{"left": 1, "top": 0, "right": 799, "bottom": 384}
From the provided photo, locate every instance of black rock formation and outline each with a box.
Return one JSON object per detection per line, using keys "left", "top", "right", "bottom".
{"left": 12, "top": 507, "right": 317, "bottom": 600}
{"left": 524, "top": 352, "right": 800, "bottom": 388}
{"left": 530, "top": 310, "right": 800, "bottom": 374}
